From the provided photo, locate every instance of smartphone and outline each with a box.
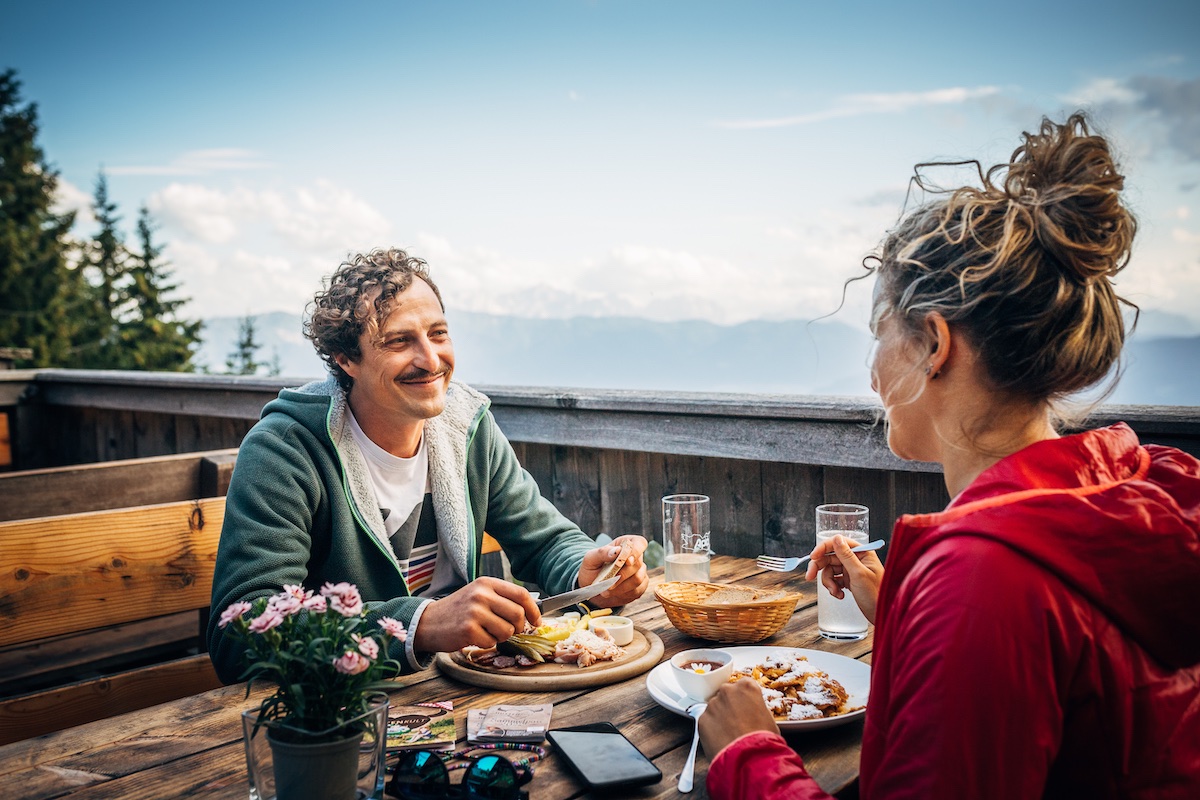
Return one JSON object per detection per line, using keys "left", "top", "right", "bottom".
{"left": 546, "top": 722, "right": 662, "bottom": 790}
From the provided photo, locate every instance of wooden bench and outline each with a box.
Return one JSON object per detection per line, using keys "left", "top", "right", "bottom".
{"left": 0, "top": 497, "right": 226, "bottom": 744}
{"left": 0, "top": 450, "right": 236, "bottom": 744}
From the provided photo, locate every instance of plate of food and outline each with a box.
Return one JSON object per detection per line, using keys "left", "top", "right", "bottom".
{"left": 435, "top": 610, "right": 664, "bottom": 691}
{"left": 645, "top": 647, "right": 869, "bottom": 730}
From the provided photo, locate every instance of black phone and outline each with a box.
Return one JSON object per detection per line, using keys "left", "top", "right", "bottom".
{"left": 546, "top": 722, "right": 663, "bottom": 791}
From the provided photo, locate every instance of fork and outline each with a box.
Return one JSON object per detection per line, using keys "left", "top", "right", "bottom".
{"left": 755, "top": 539, "right": 885, "bottom": 572}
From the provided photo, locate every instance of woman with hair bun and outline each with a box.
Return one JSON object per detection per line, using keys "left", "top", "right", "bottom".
{"left": 699, "top": 114, "right": 1200, "bottom": 799}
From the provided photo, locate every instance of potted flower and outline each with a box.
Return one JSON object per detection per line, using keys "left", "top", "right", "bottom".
{"left": 219, "top": 582, "right": 406, "bottom": 800}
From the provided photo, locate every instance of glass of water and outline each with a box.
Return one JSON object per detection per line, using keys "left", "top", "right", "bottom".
{"left": 815, "top": 503, "right": 870, "bottom": 640}
{"left": 663, "top": 494, "right": 711, "bottom": 582}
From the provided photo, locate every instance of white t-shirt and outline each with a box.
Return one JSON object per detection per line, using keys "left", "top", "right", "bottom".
{"left": 346, "top": 410, "right": 439, "bottom": 596}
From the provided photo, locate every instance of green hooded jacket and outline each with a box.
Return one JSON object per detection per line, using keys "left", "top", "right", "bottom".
{"left": 207, "top": 377, "right": 593, "bottom": 682}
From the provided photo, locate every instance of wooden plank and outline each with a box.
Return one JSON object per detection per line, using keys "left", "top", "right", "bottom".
{"left": 199, "top": 452, "right": 238, "bottom": 498}
{"left": 0, "top": 449, "right": 237, "bottom": 522}
{"left": 0, "top": 655, "right": 222, "bottom": 746}
{"left": 599, "top": 448, "right": 653, "bottom": 540}
{"left": 548, "top": 445, "right": 601, "bottom": 534}
{"left": 823, "top": 466, "right": 895, "bottom": 546}
{"left": 0, "top": 611, "right": 201, "bottom": 695}
{"left": 0, "top": 410, "right": 10, "bottom": 469}
{"left": 761, "top": 461, "right": 824, "bottom": 558}
{"left": 0, "top": 498, "right": 225, "bottom": 646}
{"left": 704, "top": 456, "right": 764, "bottom": 558}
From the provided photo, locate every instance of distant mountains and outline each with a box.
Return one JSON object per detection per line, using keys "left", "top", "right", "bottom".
{"left": 194, "top": 310, "right": 1199, "bottom": 406}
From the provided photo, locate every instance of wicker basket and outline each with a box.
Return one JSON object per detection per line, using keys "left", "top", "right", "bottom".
{"left": 655, "top": 581, "right": 802, "bottom": 644}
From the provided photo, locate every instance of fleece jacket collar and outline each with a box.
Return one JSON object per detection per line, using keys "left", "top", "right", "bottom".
{"left": 293, "top": 376, "right": 490, "bottom": 586}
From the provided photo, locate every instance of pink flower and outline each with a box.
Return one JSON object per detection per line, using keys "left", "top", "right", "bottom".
{"left": 353, "top": 634, "right": 380, "bottom": 659}
{"left": 269, "top": 594, "right": 303, "bottom": 616}
{"left": 302, "top": 594, "right": 327, "bottom": 613}
{"left": 248, "top": 609, "right": 285, "bottom": 633}
{"left": 332, "top": 651, "right": 371, "bottom": 675}
{"left": 378, "top": 617, "right": 408, "bottom": 641}
{"left": 218, "top": 601, "right": 253, "bottom": 628}
{"left": 321, "top": 582, "right": 364, "bottom": 617}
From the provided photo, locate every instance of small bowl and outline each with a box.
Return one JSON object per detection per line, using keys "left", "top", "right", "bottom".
{"left": 670, "top": 649, "right": 734, "bottom": 702}
{"left": 590, "top": 615, "right": 634, "bottom": 645}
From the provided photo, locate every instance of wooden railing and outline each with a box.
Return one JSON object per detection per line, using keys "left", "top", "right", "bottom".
{"left": 2, "top": 369, "right": 1197, "bottom": 558}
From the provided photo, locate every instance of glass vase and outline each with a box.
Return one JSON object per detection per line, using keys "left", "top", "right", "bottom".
{"left": 242, "top": 692, "right": 389, "bottom": 800}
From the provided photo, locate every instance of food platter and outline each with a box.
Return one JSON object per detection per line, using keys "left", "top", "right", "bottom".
{"left": 645, "top": 646, "right": 869, "bottom": 731}
{"left": 435, "top": 627, "right": 664, "bottom": 691}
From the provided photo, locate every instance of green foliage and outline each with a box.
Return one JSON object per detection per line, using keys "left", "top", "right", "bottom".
{"left": 0, "top": 68, "right": 202, "bottom": 370}
{"left": 218, "top": 584, "right": 405, "bottom": 739}
{"left": 226, "top": 314, "right": 265, "bottom": 375}
{"left": 0, "top": 68, "right": 78, "bottom": 367}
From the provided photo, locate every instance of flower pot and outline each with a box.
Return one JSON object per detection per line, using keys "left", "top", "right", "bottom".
{"left": 268, "top": 730, "right": 364, "bottom": 800}
{"left": 242, "top": 693, "right": 389, "bottom": 800}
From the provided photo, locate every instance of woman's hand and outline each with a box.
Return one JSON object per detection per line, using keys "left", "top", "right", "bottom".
{"left": 804, "top": 534, "right": 885, "bottom": 624}
{"left": 698, "top": 678, "right": 780, "bottom": 757}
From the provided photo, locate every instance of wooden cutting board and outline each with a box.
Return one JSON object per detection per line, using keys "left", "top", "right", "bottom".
{"left": 434, "top": 627, "right": 664, "bottom": 691}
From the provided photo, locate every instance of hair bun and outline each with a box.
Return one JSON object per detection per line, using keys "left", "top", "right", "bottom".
{"left": 1001, "top": 113, "right": 1136, "bottom": 284}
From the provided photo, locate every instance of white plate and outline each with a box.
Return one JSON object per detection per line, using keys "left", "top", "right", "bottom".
{"left": 645, "top": 647, "right": 870, "bottom": 731}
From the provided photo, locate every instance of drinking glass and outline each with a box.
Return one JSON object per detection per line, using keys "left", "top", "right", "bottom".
{"left": 662, "top": 494, "right": 711, "bottom": 582}
{"left": 815, "top": 503, "right": 870, "bottom": 641}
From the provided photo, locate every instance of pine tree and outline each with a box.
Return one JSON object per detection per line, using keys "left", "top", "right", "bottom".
{"left": 66, "top": 171, "right": 130, "bottom": 368}
{"left": 0, "top": 68, "right": 79, "bottom": 367}
{"left": 226, "top": 315, "right": 264, "bottom": 375}
{"left": 121, "top": 205, "right": 202, "bottom": 370}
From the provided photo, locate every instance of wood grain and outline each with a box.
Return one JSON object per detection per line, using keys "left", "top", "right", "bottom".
{"left": 0, "top": 498, "right": 225, "bottom": 646}
{"left": 435, "top": 628, "right": 664, "bottom": 691}
{"left": 0, "top": 449, "right": 237, "bottom": 522}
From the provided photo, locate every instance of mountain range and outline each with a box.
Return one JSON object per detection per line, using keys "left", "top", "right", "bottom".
{"left": 195, "top": 310, "right": 1199, "bottom": 406}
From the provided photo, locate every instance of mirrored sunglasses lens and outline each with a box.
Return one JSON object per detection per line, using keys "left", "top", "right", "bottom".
{"left": 464, "top": 754, "right": 518, "bottom": 797}
{"left": 392, "top": 750, "right": 449, "bottom": 798}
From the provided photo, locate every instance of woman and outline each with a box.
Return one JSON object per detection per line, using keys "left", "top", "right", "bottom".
{"left": 698, "top": 114, "right": 1200, "bottom": 799}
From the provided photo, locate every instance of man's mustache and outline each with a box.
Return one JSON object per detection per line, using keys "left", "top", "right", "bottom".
{"left": 396, "top": 368, "right": 449, "bottom": 383}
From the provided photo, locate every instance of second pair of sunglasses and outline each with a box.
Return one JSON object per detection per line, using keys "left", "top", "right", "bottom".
{"left": 389, "top": 750, "right": 532, "bottom": 800}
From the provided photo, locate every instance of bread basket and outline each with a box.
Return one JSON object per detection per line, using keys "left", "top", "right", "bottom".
{"left": 655, "top": 581, "right": 802, "bottom": 644}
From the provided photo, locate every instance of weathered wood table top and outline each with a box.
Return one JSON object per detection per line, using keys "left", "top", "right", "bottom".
{"left": 0, "top": 555, "right": 872, "bottom": 799}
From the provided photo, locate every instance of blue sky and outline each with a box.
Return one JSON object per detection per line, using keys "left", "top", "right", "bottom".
{"left": 4, "top": 0, "right": 1199, "bottom": 336}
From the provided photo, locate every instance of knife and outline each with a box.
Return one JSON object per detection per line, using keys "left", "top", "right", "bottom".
{"left": 535, "top": 576, "right": 620, "bottom": 614}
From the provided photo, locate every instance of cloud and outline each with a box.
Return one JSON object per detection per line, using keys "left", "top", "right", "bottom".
{"left": 714, "top": 86, "right": 1002, "bottom": 130}
{"left": 1066, "top": 75, "right": 1200, "bottom": 161}
{"left": 51, "top": 176, "right": 95, "bottom": 228}
{"left": 145, "top": 181, "right": 394, "bottom": 318}
{"left": 148, "top": 181, "right": 392, "bottom": 249}
{"left": 107, "top": 148, "right": 272, "bottom": 176}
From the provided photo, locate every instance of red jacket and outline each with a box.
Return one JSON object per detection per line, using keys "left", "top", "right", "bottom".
{"left": 708, "top": 424, "right": 1200, "bottom": 799}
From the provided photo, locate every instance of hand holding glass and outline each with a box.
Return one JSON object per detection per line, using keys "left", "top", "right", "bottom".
{"left": 815, "top": 504, "right": 870, "bottom": 641}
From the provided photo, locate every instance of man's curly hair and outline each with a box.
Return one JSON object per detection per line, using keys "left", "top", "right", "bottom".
{"left": 304, "top": 248, "right": 445, "bottom": 391}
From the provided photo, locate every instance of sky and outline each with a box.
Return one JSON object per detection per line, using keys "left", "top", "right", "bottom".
{"left": 4, "top": 0, "right": 1199, "bottom": 340}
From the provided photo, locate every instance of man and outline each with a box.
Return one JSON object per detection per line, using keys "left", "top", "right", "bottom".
{"left": 207, "top": 248, "right": 649, "bottom": 682}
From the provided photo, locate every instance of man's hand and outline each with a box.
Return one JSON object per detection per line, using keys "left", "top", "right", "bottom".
{"left": 698, "top": 677, "right": 780, "bottom": 756}
{"left": 412, "top": 577, "right": 541, "bottom": 653}
{"left": 577, "top": 535, "right": 650, "bottom": 607}
{"left": 803, "top": 534, "right": 885, "bottom": 624}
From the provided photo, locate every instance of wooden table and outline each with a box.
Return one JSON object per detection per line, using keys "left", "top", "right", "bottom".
{"left": 0, "top": 556, "right": 872, "bottom": 799}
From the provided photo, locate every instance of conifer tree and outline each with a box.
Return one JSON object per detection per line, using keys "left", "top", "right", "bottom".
{"left": 122, "top": 205, "right": 202, "bottom": 370}
{"left": 0, "top": 68, "right": 78, "bottom": 367}
{"left": 66, "top": 171, "right": 129, "bottom": 367}
{"left": 226, "top": 315, "right": 264, "bottom": 375}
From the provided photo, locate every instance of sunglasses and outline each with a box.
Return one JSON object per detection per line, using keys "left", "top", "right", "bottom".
{"left": 389, "top": 750, "right": 532, "bottom": 800}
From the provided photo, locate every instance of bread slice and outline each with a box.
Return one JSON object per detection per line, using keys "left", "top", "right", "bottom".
{"left": 597, "top": 541, "right": 633, "bottom": 582}
{"left": 702, "top": 586, "right": 787, "bottom": 605}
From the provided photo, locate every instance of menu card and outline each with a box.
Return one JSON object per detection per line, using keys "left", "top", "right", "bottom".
{"left": 387, "top": 700, "right": 455, "bottom": 751}
{"left": 467, "top": 704, "right": 553, "bottom": 743}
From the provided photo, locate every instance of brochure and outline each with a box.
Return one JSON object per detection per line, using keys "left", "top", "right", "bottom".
{"left": 467, "top": 703, "right": 553, "bottom": 743}
{"left": 386, "top": 700, "right": 456, "bottom": 751}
